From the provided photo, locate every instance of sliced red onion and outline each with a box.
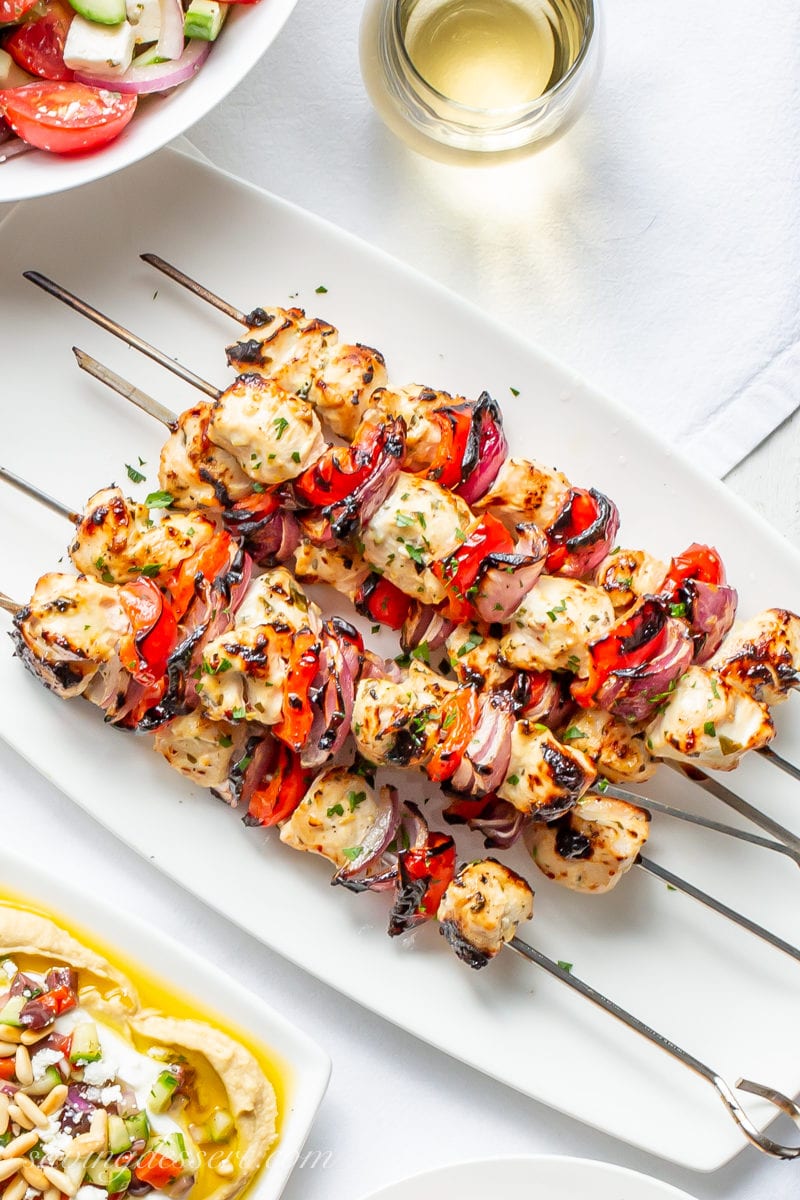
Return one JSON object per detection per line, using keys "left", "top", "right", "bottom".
{"left": 457, "top": 392, "right": 508, "bottom": 506}
{"left": 681, "top": 580, "right": 738, "bottom": 663}
{"left": 469, "top": 796, "right": 528, "bottom": 849}
{"left": 74, "top": 40, "right": 210, "bottom": 95}
{"left": 547, "top": 488, "right": 621, "bottom": 578}
{"left": 236, "top": 735, "right": 276, "bottom": 812}
{"left": 511, "top": 669, "right": 574, "bottom": 728}
{"left": 333, "top": 785, "right": 401, "bottom": 882}
{"left": 156, "top": 0, "right": 184, "bottom": 60}
{"left": 400, "top": 601, "right": 456, "bottom": 654}
{"left": 594, "top": 613, "right": 694, "bottom": 723}
{"left": 471, "top": 523, "right": 548, "bottom": 624}
{"left": 360, "top": 649, "right": 402, "bottom": 682}
{"left": 327, "top": 418, "right": 406, "bottom": 541}
{"left": 450, "top": 691, "right": 515, "bottom": 795}
{"left": 83, "top": 654, "right": 130, "bottom": 715}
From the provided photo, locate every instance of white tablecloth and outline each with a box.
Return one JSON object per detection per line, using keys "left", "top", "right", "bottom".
{"left": 2, "top": 1, "right": 800, "bottom": 1198}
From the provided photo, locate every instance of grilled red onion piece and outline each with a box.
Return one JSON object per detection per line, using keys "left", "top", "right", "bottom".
{"left": 235, "top": 734, "right": 277, "bottom": 811}
{"left": 467, "top": 796, "right": 528, "bottom": 850}
{"left": 594, "top": 612, "right": 694, "bottom": 722}
{"left": 332, "top": 785, "right": 401, "bottom": 883}
{"left": 450, "top": 691, "right": 515, "bottom": 795}
{"left": 680, "top": 579, "right": 738, "bottom": 663}
{"left": 401, "top": 601, "right": 456, "bottom": 653}
{"left": 240, "top": 510, "right": 300, "bottom": 566}
{"left": 547, "top": 488, "right": 621, "bottom": 578}
{"left": 334, "top": 801, "right": 430, "bottom": 894}
{"left": 472, "top": 523, "right": 548, "bottom": 624}
{"left": 512, "top": 669, "right": 574, "bottom": 727}
{"left": 320, "top": 418, "right": 406, "bottom": 541}
{"left": 457, "top": 392, "right": 508, "bottom": 505}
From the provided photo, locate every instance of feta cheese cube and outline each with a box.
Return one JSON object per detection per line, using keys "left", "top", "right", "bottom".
{"left": 63, "top": 16, "right": 136, "bottom": 76}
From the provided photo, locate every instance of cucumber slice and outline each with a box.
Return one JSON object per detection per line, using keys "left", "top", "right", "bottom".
{"left": 66, "top": 0, "right": 126, "bottom": 26}
{"left": 148, "top": 1069, "right": 180, "bottom": 1114}
{"left": 26, "top": 1065, "right": 63, "bottom": 1098}
{"left": 70, "top": 1021, "right": 102, "bottom": 1065}
{"left": 108, "top": 1167, "right": 132, "bottom": 1193}
{"left": 125, "top": 1111, "right": 150, "bottom": 1144}
{"left": 85, "top": 1155, "right": 110, "bottom": 1187}
{"left": 202, "top": 1109, "right": 234, "bottom": 1144}
{"left": 184, "top": 0, "right": 227, "bottom": 40}
{"left": 108, "top": 1114, "right": 133, "bottom": 1155}
{"left": 149, "top": 1132, "right": 187, "bottom": 1165}
{"left": 0, "top": 996, "right": 25, "bottom": 1027}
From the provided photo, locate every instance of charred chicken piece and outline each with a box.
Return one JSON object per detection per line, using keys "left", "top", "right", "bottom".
{"left": 159, "top": 402, "right": 253, "bottom": 508}
{"left": 647, "top": 666, "right": 774, "bottom": 770}
{"left": 525, "top": 795, "right": 650, "bottom": 894}
{"left": 70, "top": 487, "right": 218, "bottom": 584}
{"left": 500, "top": 576, "right": 615, "bottom": 676}
{"left": 437, "top": 859, "right": 534, "bottom": 969}
{"left": 595, "top": 547, "right": 668, "bottom": 613}
{"left": 710, "top": 608, "right": 800, "bottom": 706}
{"left": 473, "top": 456, "right": 571, "bottom": 530}
{"left": 497, "top": 720, "right": 596, "bottom": 818}
{"left": 352, "top": 660, "right": 457, "bottom": 769}
{"left": 560, "top": 710, "right": 656, "bottom": 784}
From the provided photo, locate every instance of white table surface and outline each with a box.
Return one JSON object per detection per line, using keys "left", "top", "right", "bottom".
{"left": 2, "top": 1, "right": 800, "bottom": 1198}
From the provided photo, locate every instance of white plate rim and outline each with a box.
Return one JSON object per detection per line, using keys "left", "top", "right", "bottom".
{"left": 0, "top": 842, "right": 331, "bottom": 1200}
{"left": 353, "top": 1153, "right": 701, "bottom": 1200}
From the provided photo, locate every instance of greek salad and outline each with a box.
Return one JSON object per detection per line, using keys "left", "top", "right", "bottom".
{"left": 0, "top": 0, "right": 258, "bottom": 155}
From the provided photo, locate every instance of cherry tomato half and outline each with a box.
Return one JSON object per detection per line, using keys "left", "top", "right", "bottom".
{"left": 4, "top": 2, "right": 74, "bottom": 81}
{"left": 0, "top": 0, "right": 38, "bottom": 25}
{"left": 0, "top": 81, "right": 136, "bottom": 153}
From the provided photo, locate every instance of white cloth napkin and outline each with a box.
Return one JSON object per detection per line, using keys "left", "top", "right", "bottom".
{"left": 190, "top": 0, "right": 800, "bottom": 479}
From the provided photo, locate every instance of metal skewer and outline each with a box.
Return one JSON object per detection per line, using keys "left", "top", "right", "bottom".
{"left": 0, "top": 466, "right": 79, "bottom": 525}
{"left": 23, "top": 271, "right": 220, "bottom": 400}
{"left": 0, "top": 592, "right": 21, "bottom": 616}
{"left": 672, "top": 762, "right": 800, "bottom": 855}
{"left": 506, "top": 938, "right": 800, "bottom": 1159}
{"left": 141, "top": 253, "right": 248, "bottom": 325}
{"left": 73, "top": 348, "right": 178, "bottom": 429}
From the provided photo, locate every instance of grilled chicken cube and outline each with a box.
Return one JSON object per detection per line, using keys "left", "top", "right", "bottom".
{"left": 280, "top": 767, "right": 384, "bottom": 868}
{"left": 525, "top": 796, "right": 650, "bottom": 894}
{"left": 371, "top": 384, "right": 465, "bottom": 472}
{"left": 198, "top": 625, "right": 291, "bottom": 726}
{"left": 647, "top": 666, "right": 774, "bottom": 770}
{"left": 710, "top": 608, "right": 800, "bottom": 706}
{"left": 561, "top": 710, "right": 656, "bottom": 784}
{"left": 307, "top": 343, "right": 388, "bottom": 440}
{"left": 13, "top": 572, "right": 129, "bottom": 698}
{"left": 234, "top": 567, "right": 322, "bottom": 636}
{"left": 208, "top": 374, "right": 326, "bottom": 487}
{"left": 498, "top": 721, "right": 596, "bottom": 817}
{"left": 446, "top": 622, "right": 513, "bottom": 691}
{"left": 293, "top": 540, "right": 371, "bottom": 601}
{"left": 473, "top": 456, "right": 571, "bottom": 530}
{"left": 352, "top": 660, "right": 456, "bottom": 768}
{"left": 361, "top": 473, "right": 473, "bottom": 605}
{"left": 437, "top": 859, "right": 534, "bottom": 969}
{"left": 595, "top": 548, "right": 668, "bottom": 613}
{"left": 159, "top": 402, "right": 253, "bottom": 508}
{"left": 225, "top": 306, "right": 387, "bottom": 440}
{"left": 70, "top": 487, "right": 218, "bottom": 584}
{"left": 152, "top": 712, "right": 246, "bottom": 788}
{"left": 500, "top": 576, "right": 614, "bottom": 676}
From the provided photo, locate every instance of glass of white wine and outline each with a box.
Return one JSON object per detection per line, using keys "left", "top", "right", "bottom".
{"left": 360, "top": 0, "right": 600, "bottom": 158}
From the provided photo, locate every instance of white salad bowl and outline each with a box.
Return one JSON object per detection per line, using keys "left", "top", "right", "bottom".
{"left": 0, "top": 0, "right": 297, "bottom": 203}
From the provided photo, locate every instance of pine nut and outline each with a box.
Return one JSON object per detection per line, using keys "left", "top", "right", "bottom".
{"left": 0, "top": 1027, "right": 23, "bottom": 1044}
{"left": 38, "top": 1086, "right": 67, "bottom": 1118}
{"left": 42, "top": 1167, "right": 77, "bottom": 1198}
{"left": 14, "top": 1046, "right": 33, "bottom": 1087}
{"left": 20, "top": 1028, "right": 52, "bottom": 1047}
{"left": 14, "top": 1093, "right": 48, "bottom": 1130}
{"left": 6, "top": 1105, "right": 34, "bottom": 1132}
{"left": 89, "top": 1107, "right": 108, "bottom": 1150}
{"left": 4, "top": 1174, "right": 27, "bottom": 1200}
{"left": 21, "top": 1161, "right": 50, "bottom": 1192}
{"left": 0, "top": 1093, "right": 9, "bottom": 1137}
{"left": 1, "top": 1130, "right": 40, "bottom": 1159}
{"left": 44, "top": 1188, "right": 60, "bottom": 1200}
{"left": 0, "top": 1159, "right": 25, "bottom": 1182}
{"left": 0, "top": 1042, "right": 17, "bottom": 1058}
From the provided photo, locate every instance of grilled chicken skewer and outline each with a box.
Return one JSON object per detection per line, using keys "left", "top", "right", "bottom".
{"left": 1, "top": 591, "right": 798, "bottom": 1163}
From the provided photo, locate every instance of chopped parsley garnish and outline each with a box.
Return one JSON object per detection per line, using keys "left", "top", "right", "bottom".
{"left": 710, "top": 677, "right": 721, "bottom": 700}
{"left": 145, "top": 490, "right": 174, "bottom": 508}
{"left": 327, "top": 803, "right": 344, "bottom": 818}
{"left": 669, "top": 602, "right": 687, "bottom": 618}
{"left": 506, "top": 773, "right": 520, "bottom": 786}
{"left": 273, "top": 417, "right": 289, "bottom": 441}
{"left": 315, "top": 285, "right": 328, "bottom": 294}
{"left": 410, "top": 641, "right": 430, "bottom": 663}
{"left": 596, "top": 776, "right": 609, "bottom": 793}
{"left": 342, "top": 846, "right": 362, "bottom": 862}
{"left": 545, "top": 598, "right": 568, "bottom": 622}
{"left": 404, "top": 542, "right": 425, "bottom": 565}
{"left": 371, "top": 624, "right": 381, "bottom": 635}
{"left": 563, "top": 726, "right": 584, "bottom": 741}
{"left": 509, "top": 386, "right": 520, "bottom": 397}
{"left": 291, "top": 451, "right": 301, "bottom": 464}
{"left": 348, "top": 790, "right": 367, "bottom": 812}
{"left": 231, "top": 706, "right": 246, "bottom": 720}
{"left": 618, "top": 576, "right": 633, "bottom": 589}
{"left": 704, "top": 721, "right": 717, "bottom": 738}
{"left": 252, "top": 483, "right": 265, "bottom": 493}
{"left": 566, "top": 654, "right": 580, "bottom": 672}
{"left": 456, "top": 631, "right": 484, "bottom": 657}
{"left": 416, "top": 511, "right": 427, "bottom": 529}
{"left": 557, "top": 960, "right": 573, "bottom": 973}
{"left": 125, "top": 463, "right": 146, "bottom": 484}
{"left": 443, "top": 710, "right": 457, "bottom": 729}
{"left": 395, "top": 512, "right": 416, "bottom": 527}
{"left": 218, "top": 734, "right": 233, "bottom": 748}
{"left": 235, "top": 754, "right": 252, "bottom": 774}
{"left": 140, "top": 563, "right": 162, "bottom": 578}
{"left": 718, "top": 735, "right": 742, "bottom": 756}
